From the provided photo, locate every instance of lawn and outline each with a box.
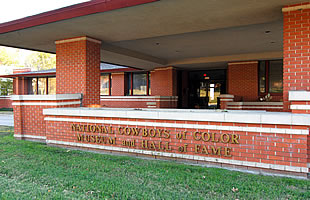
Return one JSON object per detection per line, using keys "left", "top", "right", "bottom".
{"left": 0, "top": 126, "right": 309, "bottom": 199}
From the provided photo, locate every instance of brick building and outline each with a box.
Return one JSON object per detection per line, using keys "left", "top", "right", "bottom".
{"left": 0, "top": 0, "right": 310, "bottom": 178}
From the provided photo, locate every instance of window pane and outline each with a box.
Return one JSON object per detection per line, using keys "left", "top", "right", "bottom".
{"left": 127, "top": 73, "right": 132, "bottom": 95}
{"left": 133, "top": 73, "right": 147, "bottom": 95}
{"left": 30, "top": 78, "right": 37, "bottom": 95}
{"left": 259, "top": 61, "right": 266, "bottom": 93}
{"left": 148, "top": 73, "right": 151, "bottom": 95}
{"left": 48, "top": 77, "right": 56, "bottom": 95}
{"left": 269, "top": 60, "right": 283, "bottom": 93}
{"left": 100, "top": 74, "right": 110, "bottom": 95}
{"left": 38, "top": 78, "right": 46, "bottom": 95}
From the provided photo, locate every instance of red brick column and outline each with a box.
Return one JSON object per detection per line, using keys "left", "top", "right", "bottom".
{"left": 227, "top": 61, "right": 258, "bottom": 102}
{"left": 151, "top": 67, "right": 177, "bottom": 96}
{"left": 14, "top": 77, "right": 28, "bottom": 95}
{"left": 283, "top": 3, "right": 310, "bottom": 111}
{"left": 56, "top": 36, "right": 101, "bottom": 106}
{"left": 111, "top": 73, "right": 126, "bottom": 96}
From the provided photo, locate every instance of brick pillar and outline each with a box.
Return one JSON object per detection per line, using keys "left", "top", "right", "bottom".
{"left": 227, "top": 61, "right": 258, "bottom": 102}
{"left": 283, "top": 3, "right": 310, "bottom": 111}
{"left": 14, "top": 77, "right": 28, "bottom": 95}
{"left": 219, "top": 94, "right": 234, "bottom": 109}
{"left": 56, "top": 36, "right": 101, "bottom": 106}
{"left": 151, "top": 67, "right": 177, "bottom": 96}
{"left": 111, "top": 73, "right": 126, "bottom": 96}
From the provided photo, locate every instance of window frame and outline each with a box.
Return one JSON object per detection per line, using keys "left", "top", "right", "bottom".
{"left": 28, "top": 76, "right": 56, "bottom": 95}
{"left": 127, "top": 72, "right": 150, "bottom": 96}
{"left": 47, "top": 76, "right": 57, "bottom": 95}
{"left": 258, "top": 60, "right": 283, "bottom": 97}
{"left": 100, "top": 73, "right": 111, "bottom": 96}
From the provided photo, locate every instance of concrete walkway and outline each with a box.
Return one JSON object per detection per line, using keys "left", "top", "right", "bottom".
{"left": 0, "top": 112, "right": 14, "bottom": 126}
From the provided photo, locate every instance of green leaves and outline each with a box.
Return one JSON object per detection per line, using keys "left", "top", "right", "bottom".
{"left": 24, "top": 52, "right": 56, "bottom": 71}
{"left": 0, "top": 79, "right": 12, "bottom": 95}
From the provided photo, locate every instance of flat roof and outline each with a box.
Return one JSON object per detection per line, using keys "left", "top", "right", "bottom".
{"left": 0, "top": 0, "right": 305, "bottom": 70}
{"left": 1, "top": 63, "right": 137, "bottom": 78}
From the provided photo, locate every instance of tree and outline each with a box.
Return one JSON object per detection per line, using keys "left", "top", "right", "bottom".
{"left": 25, "top": 52, "right": 56, "bottom": 71}
{"left": 0, "top": 46, "right": 20, "bottom": 66}
{"left": 0, "top": 79, "right": 13, "bottom": 95}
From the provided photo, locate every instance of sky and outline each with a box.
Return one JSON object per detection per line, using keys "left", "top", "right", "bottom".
{"left": 0, "top": 0, "right": 90, "bottom": 71}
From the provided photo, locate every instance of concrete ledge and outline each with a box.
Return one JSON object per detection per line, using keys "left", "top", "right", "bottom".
{"left": 14, "top": 134, "right": 46, "bottom": 140}
{"left": 282, "top": 4, "right": 310, "bottom": 13}
{"left": 0, "top": 96, "right": 11, "bottom": 99}
{"left": 100, "top": 96, "right": 178, "bottom": 99}
{"left": 289, "top": 91, "right": 310, "bottom": 101}
{"left": 291, "top": 105, "right": 310, "bottom": 110}
{"left": 44, "top": 116, "right": 309, "bottom": 135}
{"left": 228, "top": 102, "right": 283, "bottom": 106}
{"left": 11, "top": 94, "right": 82, "bottom": 101}
{"left": 219, "top": 94, "right": 234, "bottom": 98}
{"left": 43, "top": 107, "right": 310, "bottom": 126}
{"left": 12, "top": 101, "right": 81, "bottom": 106}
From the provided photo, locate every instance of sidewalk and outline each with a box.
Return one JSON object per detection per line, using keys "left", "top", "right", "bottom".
{"left": 0, "top": 112, "right": 14, "bottom": 126}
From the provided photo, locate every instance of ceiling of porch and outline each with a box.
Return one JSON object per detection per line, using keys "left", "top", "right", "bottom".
{"left": 0, "top": 0, "right": 305, "bottom": 70}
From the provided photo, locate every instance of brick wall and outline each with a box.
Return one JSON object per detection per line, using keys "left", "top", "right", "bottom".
{"left": 12, "top": 94, "right": 82, "bottom": 142}
{"left": 111, "top": 73, "right": 126, "bottom": 96}
{"left": 0, "top": 96, "right": 12, "bottom": 108}
{"left": 151, "top": 67, "right": 177, "bottom": 96}
{"left": 56, "top": 36, "right": 101, "bottom": 106}
{"left": 228, "top": 62, "right": 258, "bottom": 101}
{"left": 107, "top": 67, "right": 178, "bottom": 108}
{"left": 44, "top": 109, "right": 310, "bottom": 178}
{"left": 14, "top": 77, "right": 28, "bottom": 95}
{"left": 283, "top": 3, "right": 310, "bottom": 111}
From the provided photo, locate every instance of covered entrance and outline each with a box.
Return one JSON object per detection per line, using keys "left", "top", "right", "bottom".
{"left": 188, "top": 70, "right": 226, "bottom": 109}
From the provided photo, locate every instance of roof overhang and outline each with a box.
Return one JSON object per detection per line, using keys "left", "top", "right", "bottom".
{"left": 0, "top": 0, "right": 305, "bottom": 70}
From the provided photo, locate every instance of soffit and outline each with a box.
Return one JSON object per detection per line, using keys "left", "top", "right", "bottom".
{"left": 0, "top": 0, "right": 304, "bottom": 70}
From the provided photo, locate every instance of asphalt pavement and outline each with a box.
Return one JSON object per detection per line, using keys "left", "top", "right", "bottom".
{"left": 0, "top": 112, "right": 14, "bottom": 126}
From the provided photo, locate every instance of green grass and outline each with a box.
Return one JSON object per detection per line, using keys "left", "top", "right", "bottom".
{"left": 0, "top": 127, "right": 309, "bottom": 199}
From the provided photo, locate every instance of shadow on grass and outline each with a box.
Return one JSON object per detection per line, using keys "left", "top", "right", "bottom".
{"left": 0, "top": 126, "right": 13, "bottom": 136}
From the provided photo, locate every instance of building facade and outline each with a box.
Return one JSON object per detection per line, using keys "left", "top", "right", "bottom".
{"left": 0, "top": 0, "right": 310, "bottom": 178}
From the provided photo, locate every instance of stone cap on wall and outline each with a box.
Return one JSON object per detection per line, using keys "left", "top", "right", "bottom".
{"left": 11, "top": 94, "right": 82, "bottom": 101}
{"left": 289, "top": 91, "right": 310, "bottom": 101}
{"left": 100, "top": 96, "right": 178, "bottom": 99}
{"left": 227, "top": 102, "right": 283, "bottom": 106}
{"left": 43, "top": 107, "right": 310, "bottom": 126}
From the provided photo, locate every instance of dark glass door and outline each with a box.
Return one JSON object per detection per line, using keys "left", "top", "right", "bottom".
{"left": 188, "top": 70, "right": 226, "bottom": 109}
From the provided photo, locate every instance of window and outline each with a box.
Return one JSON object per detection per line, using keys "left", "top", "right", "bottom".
{"left": 100, "top": 74, "right": 111, "bottom": 95}
{"left": 127, "top": 72, "right": 150, "bottom": 95}
{"left": 28, "top": 76, "right": 56, "bottom": 95}
{"left": 38, "top": 78, "right": 46, "bottom": 95}
{"left": 29, "top": 78, "right": 37, "bottom": 95}
{"left": 48, "top": 77, "right": 56, "bottom": 95}
{"left": 259, "top": 60, "right": 283, "bottom": 95}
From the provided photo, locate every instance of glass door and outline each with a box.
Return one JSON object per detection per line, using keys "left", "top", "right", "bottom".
{"left": 188, "top": 69, "right": 226, "bottom": 109}
{"left": 208, "top": 82, "right": 221, "bottom": 109}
